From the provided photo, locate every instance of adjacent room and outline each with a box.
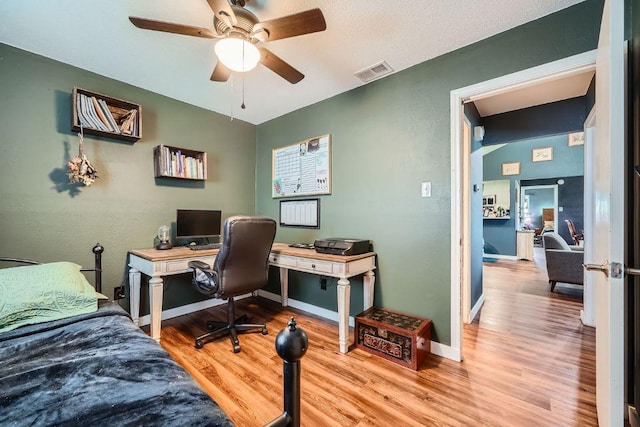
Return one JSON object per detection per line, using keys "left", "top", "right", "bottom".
{"left": 0, "top": 0, "right": 634, "bottom": 425}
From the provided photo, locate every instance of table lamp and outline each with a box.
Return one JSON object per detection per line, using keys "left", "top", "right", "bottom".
{"left": 156, "top": 225, "right": 172, "bottom": 250}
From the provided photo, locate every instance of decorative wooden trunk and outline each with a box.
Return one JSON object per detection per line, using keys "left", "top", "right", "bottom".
{"left": 355, "top": 307, "right": 431, "bottom": 371}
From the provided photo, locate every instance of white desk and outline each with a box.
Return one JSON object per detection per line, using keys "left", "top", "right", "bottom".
{"left": 128, "top": 243, "right": 376, "bottom": 353}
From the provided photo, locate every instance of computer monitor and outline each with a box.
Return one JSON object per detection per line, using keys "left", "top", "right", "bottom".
{"left": 175, "top": 209, "right": 222, "bottom": 243}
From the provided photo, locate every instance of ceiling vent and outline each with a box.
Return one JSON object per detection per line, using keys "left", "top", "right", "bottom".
{"left": 354, "top": 61, "right": 394, "bottom": 83}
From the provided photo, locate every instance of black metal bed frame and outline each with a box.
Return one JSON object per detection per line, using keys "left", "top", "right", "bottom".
{"left": 0, "top": 243, "right": 104, "bottom": 293}
{"left": 0, "top": 243, "right": 311, "bottom": 426}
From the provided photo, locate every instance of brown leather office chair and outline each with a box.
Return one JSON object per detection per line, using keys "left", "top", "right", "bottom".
{"left": 565, "top": 219, "right": 584, "bottom": 245}
{"left": 188, "top": 215, "right": 277, "bottom": 352}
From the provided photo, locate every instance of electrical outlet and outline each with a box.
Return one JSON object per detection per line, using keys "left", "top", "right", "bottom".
{"left": 113, "top": 286, "right": 126, "bottom": 300}
{"left": 320, "top": 278, "right": 327, "bottom": 290}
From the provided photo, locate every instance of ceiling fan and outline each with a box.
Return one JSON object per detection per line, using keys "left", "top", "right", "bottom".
{"left": 129, "top": 0, "right": 326, "bottom": 84}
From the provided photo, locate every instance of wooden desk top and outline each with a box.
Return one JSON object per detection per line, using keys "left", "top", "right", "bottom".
{"left": 271, "top": 243, "right": 376, "bottom": 262}
{"left": 130, "top": 243, "right": 376, "bottom": 263}
{"left": 130, "top": 246, "right": 219, "bottom": 261}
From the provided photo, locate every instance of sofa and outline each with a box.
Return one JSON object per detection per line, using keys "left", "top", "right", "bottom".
{"left": 542, "top": 232, "right": 584, "bottom": 291}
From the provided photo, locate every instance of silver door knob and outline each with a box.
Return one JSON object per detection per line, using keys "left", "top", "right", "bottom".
{"left": 583, "top": 261, "right": 640, "bottom": 279}
{"left": 583, "top": 261, "right": 610, "bottom": 277}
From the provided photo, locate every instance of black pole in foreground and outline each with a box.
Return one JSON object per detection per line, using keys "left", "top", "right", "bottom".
{"left": 265, "top": 317, "right": 308, "bottom": 427}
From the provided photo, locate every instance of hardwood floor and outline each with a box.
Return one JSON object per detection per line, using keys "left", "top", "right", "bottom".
{"left": 159, "top": 249, "right": 596, "bottom": 426}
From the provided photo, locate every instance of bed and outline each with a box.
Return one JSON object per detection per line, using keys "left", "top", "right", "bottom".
{"left": 0, "top": 244, "right": 234, "bottom": 426}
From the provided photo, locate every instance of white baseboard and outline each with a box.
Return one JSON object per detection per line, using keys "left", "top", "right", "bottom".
{"left": 258, "top": 290, "right": 461, "bottom": 362}
{"left": 469, "top": 294, "right": 485, "bottom": 323}
{"left": 136, "top": 295, "right": 250, "bottom": 327}
{"left": 431, "top": 342, "right": 461, "bottom": 361}
{"left": 483, "top": 253, "right": 517, "bottom": 260}
{"left": 258, "top": 289, "right": 355, "bottom": 327}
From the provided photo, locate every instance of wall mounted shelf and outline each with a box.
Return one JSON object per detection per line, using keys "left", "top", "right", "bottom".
{"left": 153, "top": 144, "right": 207, "bottom": 181}
{"left": 72, "top": 87, "right": 141, "bottom": 143}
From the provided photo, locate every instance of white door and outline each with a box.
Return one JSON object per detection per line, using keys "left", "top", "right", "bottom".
{"left": 590, "top": 0, "right": 625, "bottom": 424}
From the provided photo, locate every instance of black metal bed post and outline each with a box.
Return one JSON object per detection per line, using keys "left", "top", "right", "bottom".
{"left": 265, "top": 317, "right": 308, "bottom": 427}
{"left": 92, "top": 243, "right": 104, "bottom": 294}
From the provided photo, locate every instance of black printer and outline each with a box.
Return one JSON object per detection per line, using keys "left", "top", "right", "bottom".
{"left": 313, "top": 238, "right": 370, "bottom": 256}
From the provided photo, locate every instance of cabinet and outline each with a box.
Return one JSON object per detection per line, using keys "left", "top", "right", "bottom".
{"left": 153, "top": 144, "right": 207, "bottom": 180}
{"left": 516, "top": 230, "right": 535, "bottom": 261}
{"left": 72, "top": 87, "right": 141, "bottom": 143}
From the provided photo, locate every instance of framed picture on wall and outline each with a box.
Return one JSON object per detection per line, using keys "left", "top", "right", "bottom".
{"left": 482, "top": 195, "right": 496, "bottom": 206}
{"left": 532, "top": 147, "right": 553, "bottom": 162}
{"left": 502, "top": 162, "right": 520, "bottom": 176}
{"left": 568, "top": 131, "right": 585, "bottom": 146}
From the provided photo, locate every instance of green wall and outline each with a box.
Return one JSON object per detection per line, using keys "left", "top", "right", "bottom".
{"left": 255, "top": 0, "right": 603, "bottom": 344}
{"left": 0, "top": 0, "right": 605, "bottom": 346}
{"left": 0, "top": 43, "right": 256, "bottom": 313}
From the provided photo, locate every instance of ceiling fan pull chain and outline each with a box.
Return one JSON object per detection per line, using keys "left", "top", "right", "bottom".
{"left": 241, "top": 73, "right": 246, "bottom": 110}
{"left": 241, "top": 42, "right": 246, "bottom": 110}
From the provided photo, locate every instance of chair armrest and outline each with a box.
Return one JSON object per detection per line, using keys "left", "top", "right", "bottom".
{"left": 569, "top": 246, "right": 584, "bottom": 252}
{"left": 188, "top": 260, "right": 213, "bottom": 271}
{"left": 188, "top": 260, "right": 219, "bottom": 295}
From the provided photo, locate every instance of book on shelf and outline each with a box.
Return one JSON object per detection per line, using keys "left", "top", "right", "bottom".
{"left": 97, "top": 99, "right": 121, "bottom": 134}
{"left": 155, "top": 145, "right": 204, "bottom": 179}
{"left": 85, "top": 94, "right": 109, "bottom": 132}
{"left": 76, "top": 93, "right": 91, "bottom": 129}
{"left": 79, "top": 93, "right": 100, "bottom": 130}
{"left": 91, "top": 96, "right": 114, "bottom": 132}
{"left": 75, "top": 91, "right": 137, "bottom": 136}
{"left": 119, "top": 109, "right": 137, "bottom": 135}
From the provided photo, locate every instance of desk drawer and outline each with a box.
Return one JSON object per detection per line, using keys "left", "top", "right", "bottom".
{"left": 164, "top": 260, "right": 190, "bottom": 273}
{"left": 270, "top": 254, "right": 297, "bottom": 268}
{"left": 162, "top": 256, "right": 216, "bottom": 274}
{"left": 296, "top": 259, "right": 333, "bottom": 274}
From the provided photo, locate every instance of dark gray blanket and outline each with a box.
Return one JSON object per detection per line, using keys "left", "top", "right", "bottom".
{"left": 0, "top": 302, "right": 234, "bottom": 427}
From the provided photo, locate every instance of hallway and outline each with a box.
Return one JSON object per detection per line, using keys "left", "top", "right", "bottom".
{"left": 462, "top": 249, "right": 595, "bottom": 424}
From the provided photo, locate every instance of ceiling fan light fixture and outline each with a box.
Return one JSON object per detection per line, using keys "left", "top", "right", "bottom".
{"left": 215, "top": 38, "right": 260, "bottom": 72}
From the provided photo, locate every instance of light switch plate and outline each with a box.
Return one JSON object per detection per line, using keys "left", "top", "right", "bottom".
{"left": 421, "top": 182, "right": 431, "bottom": 197}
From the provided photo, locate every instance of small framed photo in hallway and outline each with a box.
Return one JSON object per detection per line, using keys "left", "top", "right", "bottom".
{"left": 502, "top": 162, "right": 520, "bottom": 176}
{"left": 532, "top": 147, "right": 553, "bottom": 162}
{"left": 568, "top": 131, "right": 585, "bottom": 146}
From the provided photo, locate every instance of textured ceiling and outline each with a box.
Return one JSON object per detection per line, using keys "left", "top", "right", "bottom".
{"left": 0, "top": 0, "right": 586, "bottom": 124}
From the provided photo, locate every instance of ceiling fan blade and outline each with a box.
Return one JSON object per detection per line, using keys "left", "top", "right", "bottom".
{"left": 259, "top": 47, "right": 304, "bottom": 84}
{"left": 253, "top": 8, "right": 326, "bottom": 42}
{"left": 129, "top": 17, "right": 217, "bottom": 38}
{"left": 206, "top": 0, "right": 237, "bottom": 27}
{"left": 211, "top": 62, "right": 232, "bottom": 82}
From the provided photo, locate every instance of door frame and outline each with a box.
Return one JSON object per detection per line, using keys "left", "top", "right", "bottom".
{"left": 520, "top": 184, "right": 559, "bottom": 232}
{"left": 582, "top": 106, "right": 596, "bottom": 327}
{"left": 449, "top": 50, "right": 597, "bottom": 361}
{"left": 462, "top": 116, "right": 472, "bottom": 324}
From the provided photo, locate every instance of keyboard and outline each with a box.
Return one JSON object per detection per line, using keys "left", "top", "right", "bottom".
{"left": 189, "top": 243, "right": 222, "bottom": 251}
{"left": 288, "top": 243, "right": 315, "bottom": 250}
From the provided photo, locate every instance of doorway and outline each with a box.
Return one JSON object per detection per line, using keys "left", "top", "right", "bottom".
{"left": 520, "top": 184, "right": 558, "bottom": 234}
{"left": 449, "top": 50, "right": 597, "bottom": 362}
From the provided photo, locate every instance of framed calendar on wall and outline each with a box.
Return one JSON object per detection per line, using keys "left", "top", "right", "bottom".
{"left": 272, "top": 134, "right": 332, "bottom": 198}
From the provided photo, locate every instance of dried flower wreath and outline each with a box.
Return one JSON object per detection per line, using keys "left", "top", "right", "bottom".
{"left": 67, "top": 128, "right": 98, "bottom": 186}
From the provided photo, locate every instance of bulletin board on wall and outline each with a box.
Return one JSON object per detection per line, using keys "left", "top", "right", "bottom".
{"left": 272, "top": 134, "right": 331, "bottom": 198}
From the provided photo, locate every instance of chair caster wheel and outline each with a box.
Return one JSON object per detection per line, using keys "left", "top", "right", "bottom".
{"left": 195, "top": 340, "right": 203, "bottom": 349}
{"left": 261, "top": 327, "right": 268, "bottom": 335}
{"left": 233, "top": 345, "right": 241, "bottom": 353}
